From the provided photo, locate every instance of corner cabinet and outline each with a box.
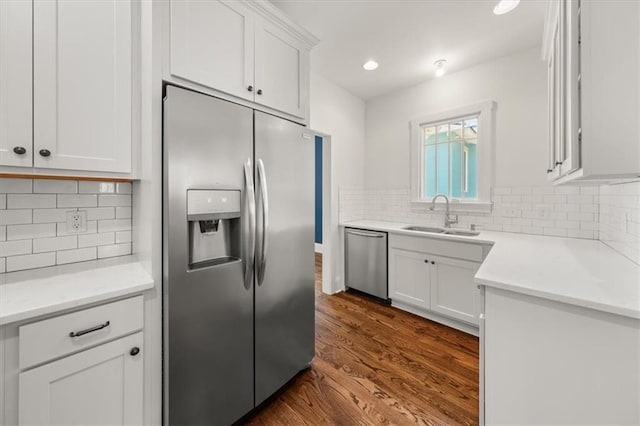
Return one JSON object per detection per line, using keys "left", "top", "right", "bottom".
{"left": 0, "top": 0, "right": 137, "bottom": 175}
{"left": 544, "top": 0, "right": 640, "bottom": 184}
{"left": 388, "top": 234, "right": 487, "bottom": 334}
{"left": 164, "top": 0, "right": 317, "bottom": 125}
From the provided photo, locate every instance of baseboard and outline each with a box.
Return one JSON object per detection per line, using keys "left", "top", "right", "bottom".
{"left": 391, "top": 300, "right": 479, "bottom": 337}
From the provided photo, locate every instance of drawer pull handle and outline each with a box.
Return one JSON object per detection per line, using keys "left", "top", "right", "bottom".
{"left": 69, "top": 321, "right": 110, "bottom": 338}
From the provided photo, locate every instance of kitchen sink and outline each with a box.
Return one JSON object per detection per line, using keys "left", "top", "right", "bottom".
{"left": 402, "top": 226, "right": 446, "bottom": 233}
{"left": 443, "top": 229, "right": 480, "bottom": 237}
{"left": 402, "top": 225, "right": 480, "bottom": 237}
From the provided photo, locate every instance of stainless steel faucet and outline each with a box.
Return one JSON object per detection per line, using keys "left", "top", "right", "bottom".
{"left": 429, "top": 194, "right": 458, "bottom": 228}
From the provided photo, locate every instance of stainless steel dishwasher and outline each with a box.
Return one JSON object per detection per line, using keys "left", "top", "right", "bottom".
{"left": 345, "top": 227, "right": 388, "bottom": 301}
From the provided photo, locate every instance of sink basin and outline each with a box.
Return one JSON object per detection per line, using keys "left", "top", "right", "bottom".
{"left": 402, "top": 226, "right": 445, "bottom": 233}
{"left": 443, "top": 229, "right": 480, "bottom": 237}
{"left": 402, "top": 225, "right": 480, "bottom": 237}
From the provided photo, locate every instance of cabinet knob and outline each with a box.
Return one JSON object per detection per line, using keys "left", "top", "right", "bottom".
{"left": 247, "top": 85, "right": 254, "bottom": 92}
{"left": 13, "top": 146, "right": 26, "bottom": 155}
{"left": 257, "top": 89, "right": 263, "bottom": 95}
{"left": 130, "top": 347, "right": 140, "bottom": 356}
{"left": 555, "top": 161, "right": 563, "bottom": 166}
{"left": 39, "top": 149, "right": 51, "bottom": 157}
{"left": 424, "top": 259, "right": 429, "bottom": 263}
{"left": 431, "top": 261, "right": 435, "bottom": 265}
{"left": 546, "top": 169, "right": 553, "bottom": 173}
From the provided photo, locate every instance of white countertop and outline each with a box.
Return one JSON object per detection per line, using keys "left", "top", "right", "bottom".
{"left": 0, "top": 257, "right": 155, "bottom": 326}
{"left": 342, "top": 220, "right": 640, "bottom": 319}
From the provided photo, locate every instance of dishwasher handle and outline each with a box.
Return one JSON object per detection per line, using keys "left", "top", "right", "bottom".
{"left": 346, "top": 229, "right": 385, "bottom": 238}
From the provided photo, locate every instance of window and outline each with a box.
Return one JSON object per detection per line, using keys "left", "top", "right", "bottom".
{"left": 422, "top": 116, "right": 478, "bottom": 200}
{"left": 410, "top": 101, "right": 495, "bottom": 212}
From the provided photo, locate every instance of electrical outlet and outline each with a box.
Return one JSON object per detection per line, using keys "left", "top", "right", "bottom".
{"left": 66, "top": 211, "right": 87, "bottom": 233}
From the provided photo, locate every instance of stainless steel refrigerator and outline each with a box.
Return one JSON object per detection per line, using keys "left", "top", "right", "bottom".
{"left": 162, "top": 85, "right": 316, "bottom": 425}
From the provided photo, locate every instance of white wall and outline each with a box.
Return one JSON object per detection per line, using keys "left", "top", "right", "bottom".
{"left": 310, "top": 72, "right": 366, "bottom": 188}
{"left": 309, "top": 72, "right": 366, "bottom": 293}
{"left": 365, "top": 47, "right": 548, "bottom": 189}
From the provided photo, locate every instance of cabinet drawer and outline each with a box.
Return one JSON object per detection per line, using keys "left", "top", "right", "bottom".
{"left": 19, "top": 296, "right": 143, "bottom": 370}
{"left": 389, "top": 233, "right": 484, "bottom": 262}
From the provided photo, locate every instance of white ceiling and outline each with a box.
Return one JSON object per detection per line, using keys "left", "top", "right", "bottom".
{"left": 271, "top": 0, "right": 547, "bottom": 100}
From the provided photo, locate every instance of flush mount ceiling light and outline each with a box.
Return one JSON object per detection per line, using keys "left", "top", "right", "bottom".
{"left": 434, "top": 59, "right": 447, "bottom": 77}
{"left": 493, "top": 0, "right": 520, "bottom": 15}
{"left": 363, "top": 60, "right": 379, "bottom": 71}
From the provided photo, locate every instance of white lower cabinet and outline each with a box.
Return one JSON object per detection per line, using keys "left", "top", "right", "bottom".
{"left": 0, "top": 296, "right": 145, "bottom": 426}
{"left": 389, "top": 248, "right": 431, "bottom": 309}
{"left": 429, "top": 255, "right": 480, "bottom": 324}
{"left": 19, "top": 332, "right": 143, "bottom": 426}
{"left": 388, "top": 234, "right": 485, "bottom": 332}
{"left": 483, "top": 287, "right": 640, "bottom": 425}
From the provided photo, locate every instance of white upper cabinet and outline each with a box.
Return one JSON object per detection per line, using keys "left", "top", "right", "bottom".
{"left": 254, "top": 17, "right": 308, "bottom": 119}
{"left": 170, "top": 0, "right": 255, "bottom": 101}
{"left": 0, "top": 0, "right": 32, "bottom": 167}
{"left": 33, "top": 0, "right": 133, "bottom": 173}
{"left": 544, "top": 0, "right": 640, "bottom": 183}
{"left": 166, "top": 0, "right": 317, "bottom": 124}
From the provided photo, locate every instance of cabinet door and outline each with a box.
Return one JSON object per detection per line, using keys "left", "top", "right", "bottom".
{"left": 389, "top": 248, "right": 430, "bottom": 309}
{"left": 254, "top": 18, "right": 308, "bottom": 119}
{"left": 19, "top": 332, "right": 143, "bottom": 426}
{"left": 560, "top": 0, "right": 580, "bottom": 175}
{"left": 170, "top": 0, "right": 254, "bottom": 101}
{"left": 33, "top": 0, "right": 132, "bottom": 173}
{"left": 0, "top": 0, "right": 32, "bottom": 167}
{"left": 546, "top": 5, "right": 562, "bottom": 181}
{"left": 429, "top": 255, "right": 480, "bottom": 325}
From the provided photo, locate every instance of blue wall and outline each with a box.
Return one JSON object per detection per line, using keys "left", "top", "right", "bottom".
{"left": 315, "top": 136, "right": 323, "bottom": 244}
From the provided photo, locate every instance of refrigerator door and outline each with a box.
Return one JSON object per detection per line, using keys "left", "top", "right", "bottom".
{"left": 254, "top": 111, "right": 316, "bottom": 406}
{"left": 163, "top": 86, "right": 254, "bottom": 425}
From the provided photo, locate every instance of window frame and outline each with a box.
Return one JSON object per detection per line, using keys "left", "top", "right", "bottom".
{"left": 410, "top": 100, "right": 496, "bottom": 213}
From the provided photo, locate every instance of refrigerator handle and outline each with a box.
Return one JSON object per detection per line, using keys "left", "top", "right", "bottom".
{"left": 256, "top": 158, "right": 269, "bottom": 286}
{"left": 243, "top": 158, "right": 256, "bottom": 289}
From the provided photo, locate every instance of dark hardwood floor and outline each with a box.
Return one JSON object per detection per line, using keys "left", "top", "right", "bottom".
{"left": 244, "top": 253, "right": 479, "bottom": 425}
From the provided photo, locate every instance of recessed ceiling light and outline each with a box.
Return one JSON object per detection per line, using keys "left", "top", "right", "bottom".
{"left": 363, "top": 60, "right": 379, "bottom": 71}
{"left": 434, "top": 59, "right": 447, "bottom": 78}
{"left": 493, "top": 0, "right": 520, "bottom": 15}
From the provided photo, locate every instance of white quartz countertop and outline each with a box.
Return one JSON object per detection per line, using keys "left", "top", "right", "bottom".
{"left": 0, "top": 257, "right": 155, "bottom": 326}
{"left": 342, "top": 220, "right": 640, "bottom": 319}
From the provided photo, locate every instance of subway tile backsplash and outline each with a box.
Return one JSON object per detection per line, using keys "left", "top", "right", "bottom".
{"left": 599, "top": 181, "right": 640, "bottom": 265}
{"left": 339, "top": 185, "right": 601, "bottom": 240}
{"left": 0, "top": 179, "right": 132, "bottom": 273}
{"left": 341, "top": 183, "right": 640, "bottom": 266}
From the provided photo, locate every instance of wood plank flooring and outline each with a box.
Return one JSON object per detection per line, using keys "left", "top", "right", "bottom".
{"left": 243, "top": 253, "right": 479, "bottom": 425}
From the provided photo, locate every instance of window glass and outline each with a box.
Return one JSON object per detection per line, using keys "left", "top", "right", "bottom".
{"left": 422, "top": 115, "right": 478, "bottom": 200}
{"left": 424, "top": 126, "right": 437, "bottom": 145}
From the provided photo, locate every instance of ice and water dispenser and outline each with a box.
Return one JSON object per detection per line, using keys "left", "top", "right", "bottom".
{"left": 187, "top": 189, "right": 241, "bottom": 268}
